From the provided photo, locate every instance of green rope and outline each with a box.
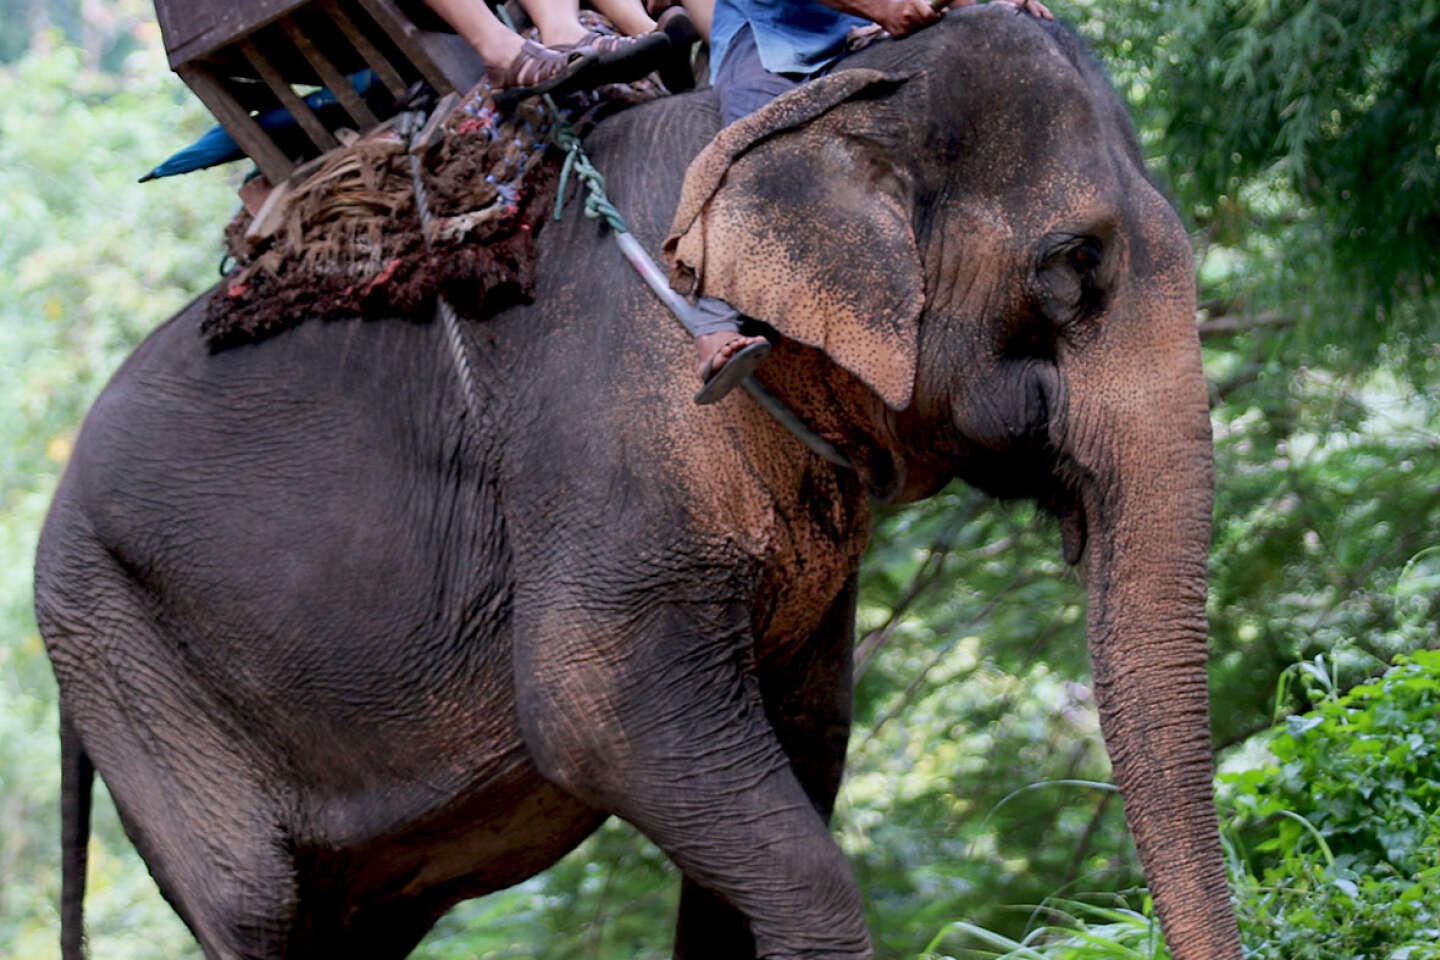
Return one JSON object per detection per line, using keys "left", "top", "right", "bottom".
{"left": 552, "top": 121, "right": 628, "bottom": 232}
{"left": 493, "top": 3, "right": 627, "bottom": 232}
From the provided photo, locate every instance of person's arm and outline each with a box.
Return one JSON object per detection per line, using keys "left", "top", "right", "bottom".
{"left": 819, "top": 0, "right": 1050, "bottom": 37}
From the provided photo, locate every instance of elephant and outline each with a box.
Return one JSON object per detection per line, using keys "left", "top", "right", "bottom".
{"left": 35, "top": 6, "right": 1242, "bottom": 960}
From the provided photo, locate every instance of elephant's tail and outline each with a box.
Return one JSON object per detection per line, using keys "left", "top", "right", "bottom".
{"left": 60, "top": 707, "right": 93, "bottom": 960}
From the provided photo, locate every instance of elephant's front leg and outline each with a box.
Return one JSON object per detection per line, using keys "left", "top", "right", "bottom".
{"left": 512, "top": 590, "right": 870, "bottom": 959}
{"left": 674, "top": 573, "right": 860, "bottom": 960}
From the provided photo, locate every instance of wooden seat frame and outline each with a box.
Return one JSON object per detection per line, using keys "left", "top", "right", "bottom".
{"left": 154, "top": 0, "right": 482, "bottom": 181}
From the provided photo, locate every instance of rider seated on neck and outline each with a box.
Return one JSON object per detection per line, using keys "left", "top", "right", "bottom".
{"left": 687, "top": 0, "right": 1051, "bottom": 404}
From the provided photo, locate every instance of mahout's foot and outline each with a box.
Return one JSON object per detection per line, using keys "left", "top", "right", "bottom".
{"left": 694, "top": 333, "right": 771, "bottom": 405}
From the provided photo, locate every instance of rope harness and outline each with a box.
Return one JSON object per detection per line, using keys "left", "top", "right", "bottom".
{"left": 399, "top": 109, "right": 489, "bottom": 434}
{"left": 403, "top": 63, "right": 853, "bottom": 469}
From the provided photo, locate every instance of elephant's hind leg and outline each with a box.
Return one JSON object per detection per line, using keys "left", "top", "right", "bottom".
{"left": 40, "top": 555, "right": 307, "bottom": 958}
{"left": 62, "top": 686, "right": 307, "bottom": 957}
{"left": 64, "top": 687, "right": 306, "bottom": 957}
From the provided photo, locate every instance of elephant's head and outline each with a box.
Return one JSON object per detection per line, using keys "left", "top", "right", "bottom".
{"left": 667, "top": 8, "right": 1239, "bottom": 958}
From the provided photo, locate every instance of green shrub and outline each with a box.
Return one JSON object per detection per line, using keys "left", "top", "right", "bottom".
{"left": 1220, "top": 649, "right": 1440, "bottom": 959}
{"left": 929, "top": 650, "right": 1440, "bottom": 959}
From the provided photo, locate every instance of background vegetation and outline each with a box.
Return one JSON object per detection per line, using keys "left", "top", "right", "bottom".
{"left": 1, "top": 0, "right": 1436, "bottom": 957}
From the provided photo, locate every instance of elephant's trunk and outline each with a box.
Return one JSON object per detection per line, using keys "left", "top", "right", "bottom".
{"left": 1065, "top": 306, "right": 1242, "bottom": 958}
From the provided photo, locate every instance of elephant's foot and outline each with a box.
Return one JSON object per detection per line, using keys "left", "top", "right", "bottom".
{"left": 694, "top": 332, "right": 771, "bottom": 404}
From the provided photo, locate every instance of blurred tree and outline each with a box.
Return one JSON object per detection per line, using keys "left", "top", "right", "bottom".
{"left": 0, "top": 0, "right": 152, "bottom": 70}
{"left": 2, "top": 1, "right": 1438, "bottom": 959}
{"left": 0, "top": 28, "right": 234, "bottom": 960}
{"left": 1129, "top": 0, "right": 1438, "bottom": 376}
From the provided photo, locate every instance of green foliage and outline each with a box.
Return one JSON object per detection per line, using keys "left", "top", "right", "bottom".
{"left": 1204, "top": 364, "right": 1440, "bottom": 747}
{"left": 1221, "top": 651, "right": 1440, "bottom": 959}
{"left": 927, "top": 899, "right": 1166, "bottom": 960}
{"left": 925, "top": 652, "right": 1440, "bottom": 960}
{"left": 843, "top": 493, "right": 1131, "bottom": 957}
{"left": 0, "top": 0, "right": 152, "bottom": 70}
{"left": 1130, "top": 0, "right": 1440, "bottom": 373}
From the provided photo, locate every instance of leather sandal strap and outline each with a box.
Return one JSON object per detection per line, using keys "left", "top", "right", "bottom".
{"left": 488, "top": 39, "right": 582, "bottom": 90}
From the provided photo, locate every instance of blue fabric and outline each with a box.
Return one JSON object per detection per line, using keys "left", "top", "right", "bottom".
{"left": 692, "top": 296, "right": 742, "bottom": 336}
{"left": 710, "top": 0, "right": 867, "bottom": 82}
{"left": 139, "top": 70, "right": 376, "bottom": 181}
{"left": 713, "top": 23, "right": 802, "bottom": 125}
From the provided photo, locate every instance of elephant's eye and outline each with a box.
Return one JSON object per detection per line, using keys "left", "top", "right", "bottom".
{"left": 1069, "top": 238, "right": 1101, "bottom": 273}
{"left": 1036, "top": 234, "right": 1107, "bottom": 329}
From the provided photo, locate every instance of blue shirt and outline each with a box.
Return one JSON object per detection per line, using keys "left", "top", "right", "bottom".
{"left": 710, "top": 0, "right": 869, "bottom": 81}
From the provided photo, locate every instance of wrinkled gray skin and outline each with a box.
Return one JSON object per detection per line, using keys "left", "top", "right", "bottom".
{"left": 35, "top": 8, "right": 1241, "bottom": 959}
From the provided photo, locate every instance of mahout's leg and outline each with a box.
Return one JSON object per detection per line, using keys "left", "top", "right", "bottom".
{"left": 672, "top": 575, "right": 859, "bottom": 960}
{"left": 512, "top": 581, "right": 869, "bottom": 959}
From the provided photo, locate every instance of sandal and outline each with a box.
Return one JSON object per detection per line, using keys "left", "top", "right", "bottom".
{"left": 562, "top": 30, "right": 673, "bottom": 90}
{"left": 694, "top": 338, "right": 772, "bottom": 405}
{"left": 488, "top": 40, "right": 598, "bottom": 108}
{"left": 560, "top": 29, "right": 671, "bottom": 65}
{"left": 487, "top": 39, "right": 588, "bottom": 89}
{"left": 569, "top": 30, "right": 639, "bottom": 56}
{"left": 655, "top": 7, "right": 700, "bottom": 92}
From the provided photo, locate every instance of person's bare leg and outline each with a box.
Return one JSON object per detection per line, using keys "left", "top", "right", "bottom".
{"left": 590, "top": 0, "right": 657, "bottom": 35}
{"left": 422, "top": 0, "right": 524, "bottom": 67}
{"left": 681, "top": 0, "right": 712, "bottom": 42}
{"left": 519, "top": 0, "right": 591, "bottom": 47}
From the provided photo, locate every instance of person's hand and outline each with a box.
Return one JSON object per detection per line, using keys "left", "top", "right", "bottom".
{"left": 864, "top": 0, "right": 944, "bottom": 37}
{"left": 993, "top": 0, "right": 1053, "bottom": 20}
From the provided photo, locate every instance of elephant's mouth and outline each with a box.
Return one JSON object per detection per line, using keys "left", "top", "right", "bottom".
{"left": 1034, "top": 451, "right": 1088, "bottom": 567}
{"left": 1052, "top": 488, "right": 1088, "bottom": 566}
{"left": 950, "top": 448, "right": 1089, "bottom": 567}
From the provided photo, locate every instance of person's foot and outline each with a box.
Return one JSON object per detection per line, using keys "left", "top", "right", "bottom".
{"left": 694, "top": 332, "right": 771, "bottom": 405}
{"left": 486, "top": 39, "right": 594, "bottom": 97}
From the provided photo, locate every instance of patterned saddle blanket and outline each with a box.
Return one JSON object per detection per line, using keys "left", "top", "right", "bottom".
{"left": 205, "top": 27, "right": 663, "bottom": 349}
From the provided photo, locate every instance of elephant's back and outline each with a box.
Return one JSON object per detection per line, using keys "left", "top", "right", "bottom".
{"left": 45, "top": 293, "right": 519, "bottom": 768}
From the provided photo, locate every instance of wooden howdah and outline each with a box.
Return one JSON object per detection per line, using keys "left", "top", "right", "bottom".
{"left": 154, "top": 0, "right": 487, "bottom": 182}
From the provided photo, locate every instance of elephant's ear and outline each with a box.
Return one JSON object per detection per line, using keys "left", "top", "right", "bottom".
{"left": 665, "top": 69, "right": 923, "bottom": 411}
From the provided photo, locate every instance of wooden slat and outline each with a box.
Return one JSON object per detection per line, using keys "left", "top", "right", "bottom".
{"left": 356, "top": 0, "right": 455, "bottom": 93}
{"left": 159, "top": 0, "right": 308, "bottom": 68}
{"left": 178, "top": 64, "right": 294, "bottom": 183}
{"left": 320, "top": 0, "right": 410, "bottom": 99}
{"left": 278, "top": 18, "right": 378, "bottom": 129}
{"left": 237, "top": 36, "right": 339, "bottom": 154}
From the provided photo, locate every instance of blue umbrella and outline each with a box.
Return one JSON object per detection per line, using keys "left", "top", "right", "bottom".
{"left": 139, "top": 70, "right": 378, "bottom": 181}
